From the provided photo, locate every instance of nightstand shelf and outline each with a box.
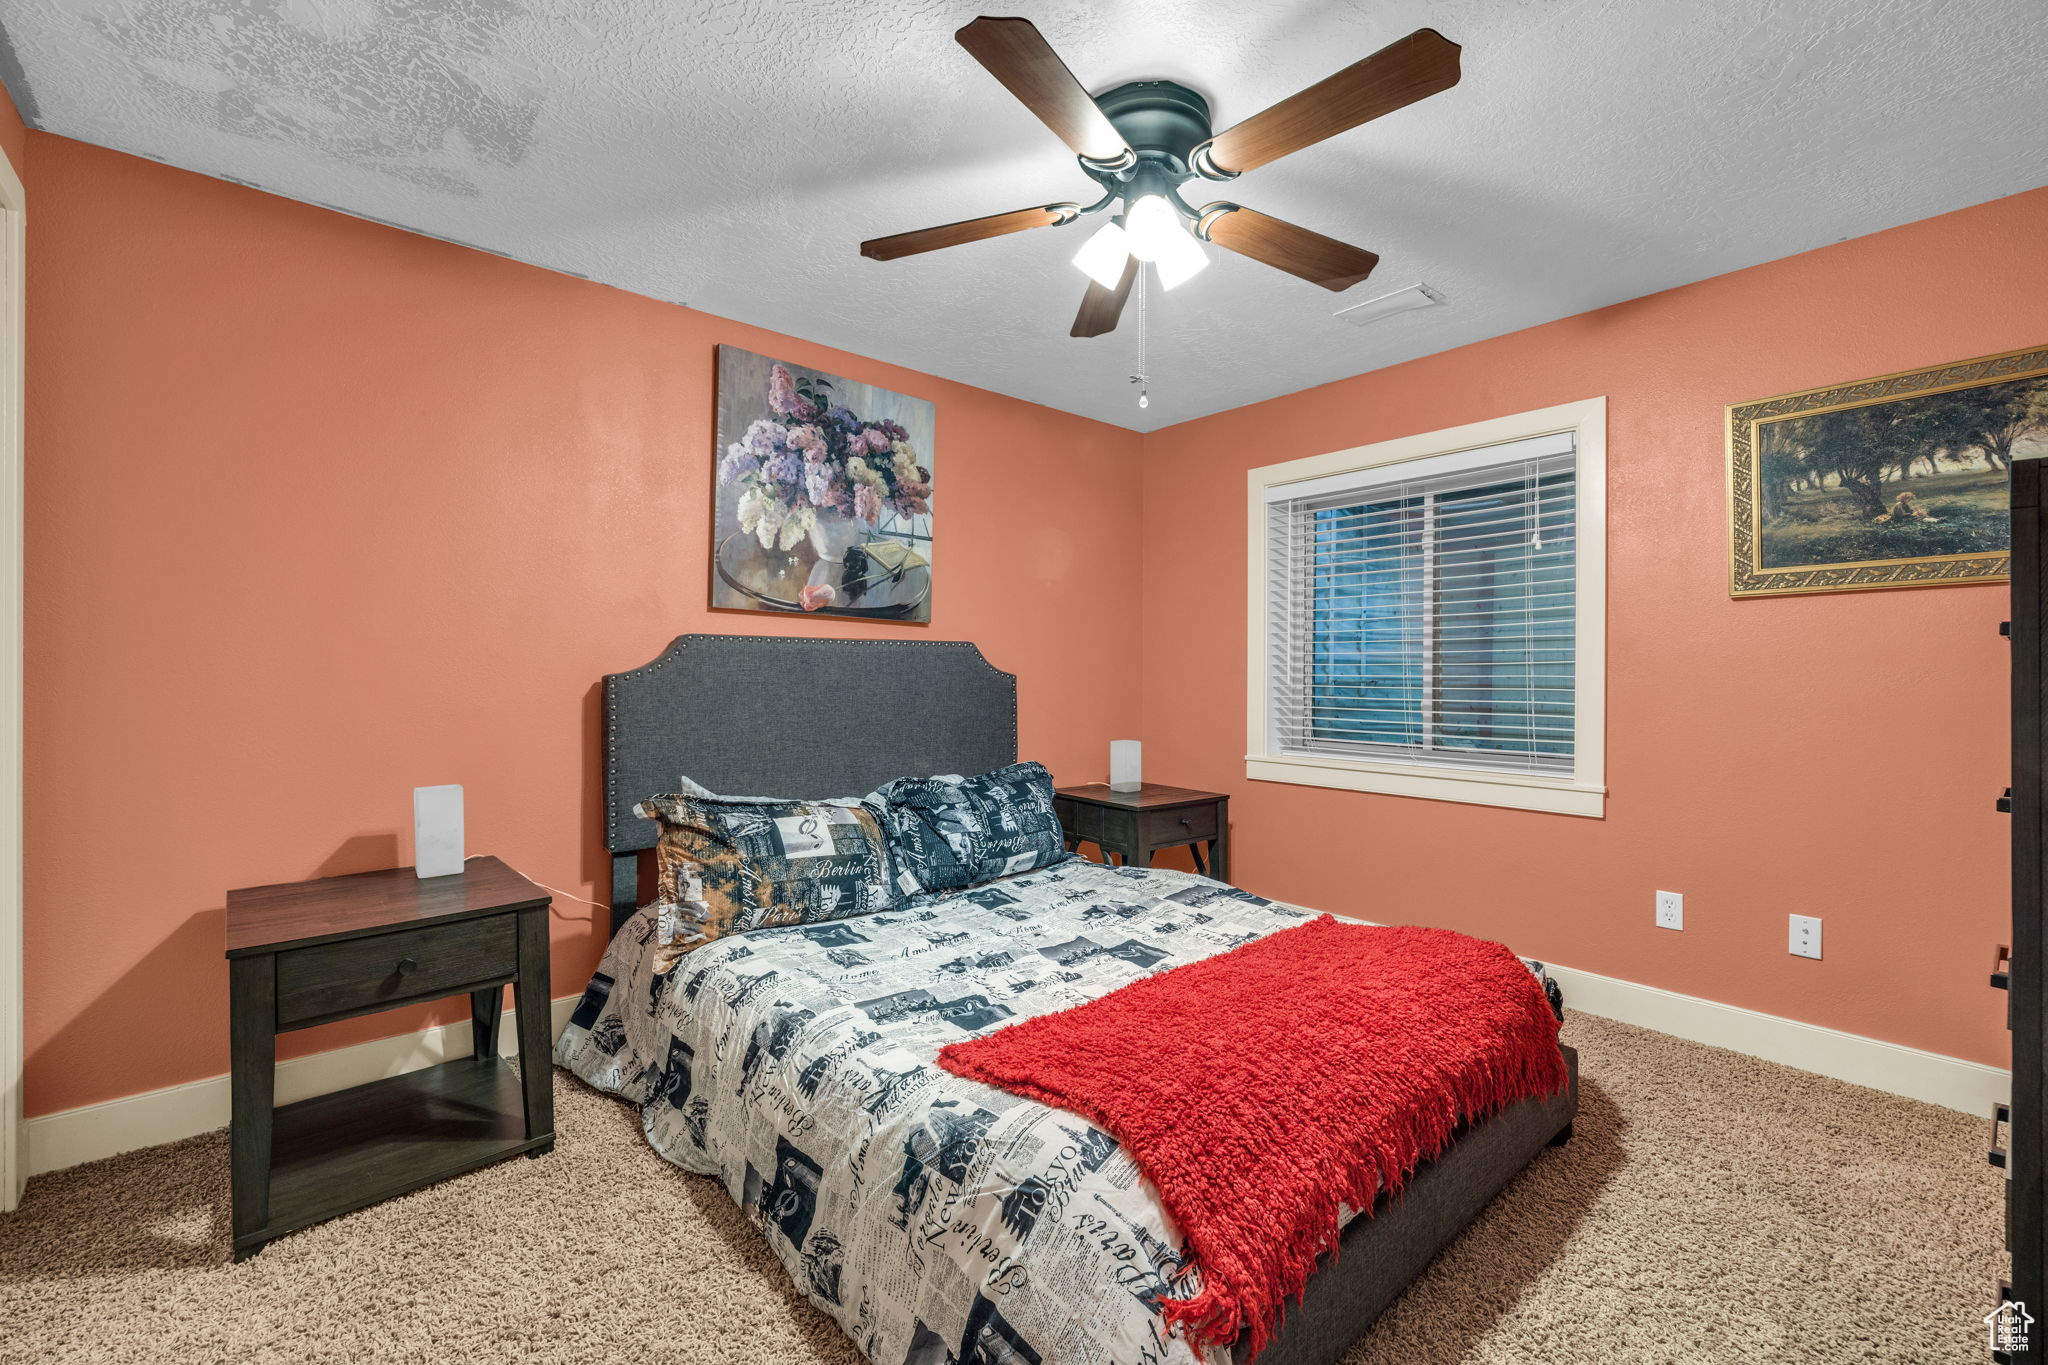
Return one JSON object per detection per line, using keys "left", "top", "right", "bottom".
{"left": 225, "top": 855, "right": 554, "bottom": 1261}
{"left": 263, "top": 1056, "right": 542, "bottom": 1241}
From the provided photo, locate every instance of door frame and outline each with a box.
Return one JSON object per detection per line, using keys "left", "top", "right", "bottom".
{"left": 0, "top": 144, "right": 24, "bottom": 1212}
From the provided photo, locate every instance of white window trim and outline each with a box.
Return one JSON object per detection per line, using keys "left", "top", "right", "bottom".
{"left": 0, "top": 146, "right": 22, "bottom": 1211}
{"left": 1245, "top": 396, "right": 1606, "bottom": 818}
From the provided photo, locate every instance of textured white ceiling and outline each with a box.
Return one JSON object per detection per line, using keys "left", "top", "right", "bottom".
{"left": 3, "top": 0, "right": 2045, "bottom": 430}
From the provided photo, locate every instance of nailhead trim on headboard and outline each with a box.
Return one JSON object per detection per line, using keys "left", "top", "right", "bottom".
{"left": 601, "top": 635, "right": 1019, "bottom": 853}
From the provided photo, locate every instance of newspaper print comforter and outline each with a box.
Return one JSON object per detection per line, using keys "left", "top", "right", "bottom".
{"left": 555, "top": 858, "right": 1558, "bottom": 1365}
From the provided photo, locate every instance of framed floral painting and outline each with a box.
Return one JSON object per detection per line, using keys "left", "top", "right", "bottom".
{"left": 1728, "top": 343, "right": 2047, "bottom": 597}
{"left": 712, "top": 345, "right": 936, "bottom": 622}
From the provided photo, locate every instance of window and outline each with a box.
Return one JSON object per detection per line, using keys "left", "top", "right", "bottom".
{"left": 1247, "top": 399, "right": 1605, "bottom": 816}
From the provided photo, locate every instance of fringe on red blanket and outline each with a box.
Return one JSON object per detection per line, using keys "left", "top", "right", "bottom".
{"left": 938, "top": 914, "right": 1567, "bottom": 1361}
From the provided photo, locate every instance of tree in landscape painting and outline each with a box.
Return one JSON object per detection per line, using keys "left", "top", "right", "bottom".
{"left": 1755, "top": 374, "right": 2047, "bottom": 569}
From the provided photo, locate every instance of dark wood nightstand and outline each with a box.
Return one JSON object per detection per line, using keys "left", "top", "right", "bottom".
{"left": 224, "top": 855, "right": 555, "bottom": 1261}
{"left": 1054, "top": 783, "right": 1230, "bottom": 884}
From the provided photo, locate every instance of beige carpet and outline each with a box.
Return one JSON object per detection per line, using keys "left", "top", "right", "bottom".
{"left": 0, "top": 1014, "right": 2004, "bottom": 1365}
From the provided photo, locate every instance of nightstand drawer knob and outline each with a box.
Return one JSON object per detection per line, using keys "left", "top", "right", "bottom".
{"left": 395, "top": 957, "right": 419, "bottom": 976}
{"left": 1180, "top": 817, "right": 1191, "bottom": 828}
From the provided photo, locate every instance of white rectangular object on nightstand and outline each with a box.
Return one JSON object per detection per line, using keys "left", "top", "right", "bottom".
{"left": 1109, "top": 740, "right": 1142, "bottom": 793}
{"left": 413, "top": 785, "right": 464, "bottom": 879}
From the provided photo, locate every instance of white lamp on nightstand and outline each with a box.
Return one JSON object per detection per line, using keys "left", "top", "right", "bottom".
{"left": 1109, "top": 740, "right": 1142, "bottom": 793}
{"left": 413, "top": 784, "right": 465, "bottom": 878}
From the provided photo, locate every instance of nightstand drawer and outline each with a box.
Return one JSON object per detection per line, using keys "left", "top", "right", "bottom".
{"left": 1053, "top": 783, "right": 1230, "bottom": 885}
{"left": 1053, "top": 796, "right": 1102, "bottom": 845}
{"left": 276, "top": 916, "right": 517, "bottom": 1028}
{"left": 1142, "top": 803, "right": 1218, "bottom": 846}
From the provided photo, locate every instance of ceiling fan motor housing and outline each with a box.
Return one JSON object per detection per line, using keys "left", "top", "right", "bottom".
{"left": 1092, "top": 81, "right": 1213, "bottom": 175}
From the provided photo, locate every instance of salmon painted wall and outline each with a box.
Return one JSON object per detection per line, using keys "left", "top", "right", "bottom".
{"left": 1141, "top": 185, "right": 2048, "bottom": 1069}
{"left": 20, "top": 117, "right": 2039, "bottom": 1114}
{"left": 23, "top": 134, "right": 1144, "bottom": 1116}
{"left": 0, "top": 80, "right": 25, "bottom": 180}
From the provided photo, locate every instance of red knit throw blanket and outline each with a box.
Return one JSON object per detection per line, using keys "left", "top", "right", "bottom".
{"left": 938, "top": 915, "right": 1566, "bottom": 1360}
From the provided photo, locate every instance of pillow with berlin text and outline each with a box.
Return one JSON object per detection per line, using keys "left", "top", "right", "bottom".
{"left": 635, "top": 791, "right": 897, "bottom": 957}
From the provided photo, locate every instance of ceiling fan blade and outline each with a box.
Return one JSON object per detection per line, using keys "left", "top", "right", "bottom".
{"left": 956, "top": 17, "right": 1134, "bottom": 165}
{"left": 1197, "top": 205, "right": 1380, "bottom": 291}
{"left": 1071, "top": 256, "right": 1139, "bottom": 338}
{"left": 1198, "top": 28, "right": 1460, "bottom": 176}
{"left": 861, "top": 203, "right": 1076, "bottom": 261}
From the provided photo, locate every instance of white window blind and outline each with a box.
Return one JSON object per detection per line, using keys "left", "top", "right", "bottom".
{"left": 1263, "top": 432, "right": 1578, "bottom": 778}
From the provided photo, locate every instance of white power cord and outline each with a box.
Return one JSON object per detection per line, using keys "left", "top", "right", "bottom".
{"left": 465, "top": 853, "right": 609, "bottom": 913}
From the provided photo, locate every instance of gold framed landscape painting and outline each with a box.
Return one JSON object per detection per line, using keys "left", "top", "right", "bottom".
{"left": 1728, "top": 344, "right": 2048, "bottom": 597}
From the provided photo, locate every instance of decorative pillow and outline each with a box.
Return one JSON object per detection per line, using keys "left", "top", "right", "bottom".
{"left": 636, "top": 793, "right": 898, "bottom": 948}
{"left": 865, "top": 775, "right": 982, "bottom": 898}
{"left": 868, "top": 761, "right": 1068, "bottom": 898}
{"left": 964, "top": 761, "right": 1068, "bottom": 878}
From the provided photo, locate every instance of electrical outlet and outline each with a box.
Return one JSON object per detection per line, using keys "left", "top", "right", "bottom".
{"left": 1655, "top": 890, "right": 1683, "bottom": 931}
{"left": 1789, "top": 914, "right": 1822, "bottom": 959}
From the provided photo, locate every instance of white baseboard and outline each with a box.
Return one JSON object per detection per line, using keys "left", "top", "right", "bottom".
{"left": 19, "top": 958, "right": 2013, "bottom": 1178}
{"left": 1546, "top": 961, "right": 2010, "bottom": 1116}
{"left": 25, "top": 995, "right": 579, "bottom": 1178}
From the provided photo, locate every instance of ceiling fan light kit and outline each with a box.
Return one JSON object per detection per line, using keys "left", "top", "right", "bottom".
{"left": 858, "top": 17, "right": 1462, "bottom": 340}
{"left": 1147, "top": 225, "right": 1208, "bottom": 291}
{"left": 1073, "top": 221, "right": 1133, "bottom": 290}
{"left": 1122, "top": 192, "right": 1184, "bottom": 262}
{"left": 1121, "top": 188, "right": 1208, "bottom": 288}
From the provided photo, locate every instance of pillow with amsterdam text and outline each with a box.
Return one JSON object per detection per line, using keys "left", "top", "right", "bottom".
{"left": 636, "top": 793, "right": 898, "bottom": 949}
{"left": 957, "top": 761, "right": 1067, "bottom": 881}
{"left": 868, "top": 761, "right": 1068, "bottom": 898}
{"left": 864, "top": 775, "right": 982, "bottom": 898}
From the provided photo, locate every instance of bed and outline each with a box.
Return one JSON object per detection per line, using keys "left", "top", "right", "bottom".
{"left": 561, "top": 634, "right": 1578, "bottom": 1365}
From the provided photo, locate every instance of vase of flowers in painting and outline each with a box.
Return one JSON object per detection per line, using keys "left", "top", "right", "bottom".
{"left": 807, "top": 507, "right": 865, "bottom": 564}
{"left": 719, "top": 360, "right": 934, "bottom": 611}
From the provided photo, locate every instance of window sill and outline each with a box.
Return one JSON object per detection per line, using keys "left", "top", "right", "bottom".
{"left": 1245, "top": 753, "right": 1606, "bottom": 818}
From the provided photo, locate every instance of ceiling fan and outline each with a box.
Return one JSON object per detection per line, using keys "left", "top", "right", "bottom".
{"left": 859, "top": 18, "right": 1461, "bottom": 339}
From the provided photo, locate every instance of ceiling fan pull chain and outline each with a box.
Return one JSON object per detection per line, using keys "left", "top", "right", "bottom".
{"left": 1134, "top": 268, "right": 1151, "bottom": 410}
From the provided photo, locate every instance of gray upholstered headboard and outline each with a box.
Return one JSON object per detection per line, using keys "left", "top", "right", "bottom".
{"left": 602, "top": 634, "right": 1018, "bottom": 928}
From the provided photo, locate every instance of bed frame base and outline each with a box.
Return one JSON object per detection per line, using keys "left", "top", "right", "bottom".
{"left": 1240, "top": 1044, "right": 1580, "bottom": 1365}
{"left": 594, "top": 634, "right": 1578, "bottom": 1365}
